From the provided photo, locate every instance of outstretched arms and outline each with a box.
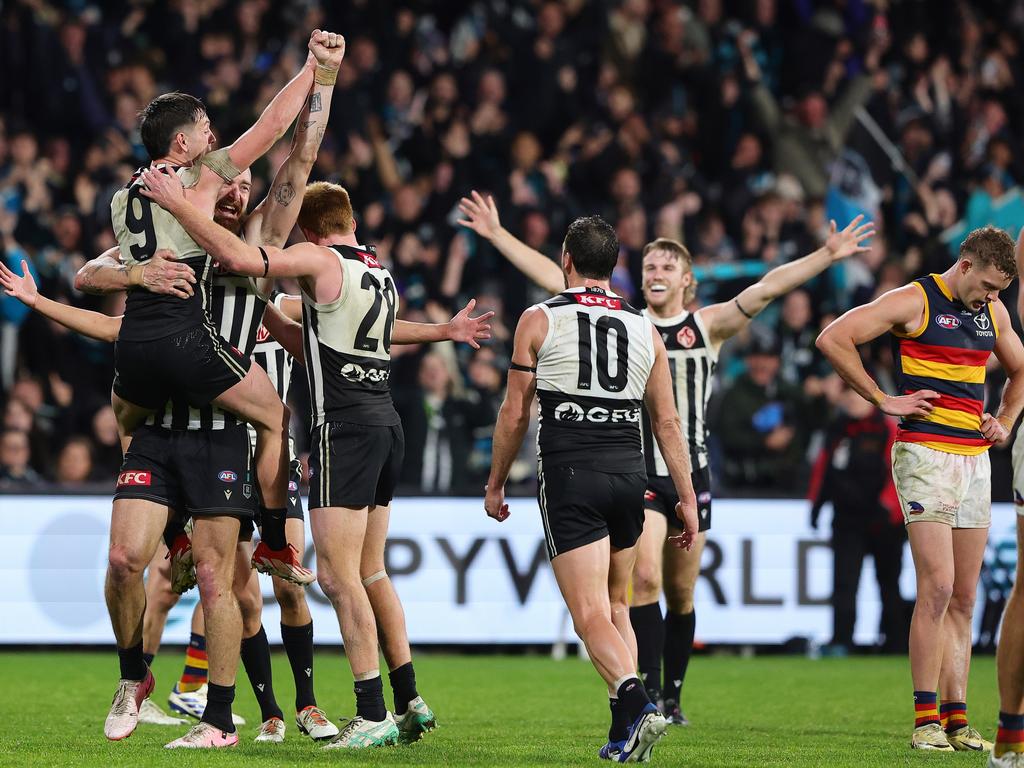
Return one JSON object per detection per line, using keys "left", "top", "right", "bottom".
{"left": 458, "top": 190, "right": 564, "bottom": 294}
{"left": 701, "top": 216, "right": 876, "bottom": 348}
{"left": 74, "top": 247, "right": 196, "bottom": 298}
{"left": 1, "top": 259, "right": 122, "bottom": 342}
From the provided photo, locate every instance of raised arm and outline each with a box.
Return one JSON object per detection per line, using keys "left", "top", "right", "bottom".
{"left": 484, "top": 307, "right": 545, "bottom": 521}
{"left": 139, "top": 166, "right": 330, "bottom": 279}
{"left": 643, "top": 327, "right": 697, "bottom": 548}
{"left": 1, "top": 259, "right": 122, "bottom": 342}
{"left": 816, "top": 284, "right": 938, "bottom": 416}
{"left": 250, "top": 40, "right": 344, "bottom": 248}
{"left": 74, "top": 247, "right": 196, "bottom": 298}
{"left": 392, "top": 299, "right": 493, "bottom": 348}
{"left": 458, "top": 190, "right": 564, "bottom": 294}
{"left": 701, "top": 216, "right": 875, "bottom": 348}
{"left": 986, "top": 299, "right": 1024, "bottom": 441}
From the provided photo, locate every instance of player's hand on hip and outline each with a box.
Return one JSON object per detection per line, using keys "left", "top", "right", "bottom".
{"left": 139, "top": 165, "right": 186, "bottom": 212}
{"left": 143, "top": 250, "right": 196, "bottom": 299}
{"left": 0, "top": 259, "right": 38, "bottom": 307}
{"left": 484, "top": 484, "right": 510, "bottom": 522}
{"left": 309, "top": 29, "right": 345, "bottom": 69}
{"left": 981, "top": 412, "right": 1011, "bottom": 443}
{"left": 449, "top": 298, "right": 494, "bottom": 349}
{"left": 879, "top": 389, "right": 939, "bottom": 417}
{"left": 457, "top": 190, "right": 502, "bottom": 240}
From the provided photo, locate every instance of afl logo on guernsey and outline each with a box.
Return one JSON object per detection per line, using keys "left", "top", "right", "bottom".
{"left": 677, "top": 327, "right": 697, "bottom": 348}
{"left": 935, "top": 314, "right": 961, "bottom": 330}
{"left": 218, "top": 470, "right": 237, "bottom": 483}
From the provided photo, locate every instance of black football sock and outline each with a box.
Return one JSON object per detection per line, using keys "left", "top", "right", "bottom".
{"left": 281, "top": 621, "right": 317, "bottom": 711}
{"left": 240, "top": 625, "right": 284, "bottom": 722}
{"left": 201, "top": 682, "right": 236, "bottom": 733}
{"left": 143, "top": 652, "right": 155, "bottom": 667}
{"left": 663, "top": 609, "right": 695, "bottom": 703}
{"left": 118, "top": 641, "right": 147, "bottom": 681}
{"left": 388, "top": 662, "right": 419, "bottom": 715}
{"left": 354, "top": 674, "right": 387, "bottom": 722}
{"left": 616, "top": 676, "right": 652, "bottom": 724}
{"left": 608, "top": 696, "right": 630, "bottom": 742}
{"left": 162, "top": 517, "right": 186, "bottom": 549}
{"left": 259, "top": 506, "right": 288, "bottom": 550}
{"left": 630, "top": 602, "right": 664, "bottom": 702}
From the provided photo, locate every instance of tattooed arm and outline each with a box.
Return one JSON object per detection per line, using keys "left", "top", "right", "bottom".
{"left": 248, "top": 49, "right": 341, "bottom": 250}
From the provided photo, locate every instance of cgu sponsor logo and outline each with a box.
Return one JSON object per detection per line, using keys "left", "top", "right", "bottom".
{"left": 574, "top": 293, "right": 622, "bottom": 310}
{"left": 117, "top": 471, "right": 151, "bottom": 487}
{"left": 935, "top": 314, "right": 961, "bottom": 330}
{"left": 553, "top": 401, "right": 640, "bottom": 423}
{"left": 340, "top": 362, "right": 390, "bottom": 384}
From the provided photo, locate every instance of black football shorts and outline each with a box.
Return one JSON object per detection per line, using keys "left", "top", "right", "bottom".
{"left": 643, "top": 465, "right": 712, "bottom": 533}
{"left": 307, "top": 421, "right": 405, "bottom": 510}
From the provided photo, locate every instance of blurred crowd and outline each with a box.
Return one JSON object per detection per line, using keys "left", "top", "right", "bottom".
{"left": 2, "top": 0, "right": 1024, "bottom": 498}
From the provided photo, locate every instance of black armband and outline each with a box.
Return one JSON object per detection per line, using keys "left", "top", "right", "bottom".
{"left": 259, "top": 247, "right": 270, "bottom": 278}
{"left": 510, "top": 362, "right": 536, "bottom": 374}
{"left": 734, "top": 297, "right": 756, "bottom": 319}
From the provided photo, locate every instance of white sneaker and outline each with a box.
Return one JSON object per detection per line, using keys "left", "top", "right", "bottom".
{"left": 168, "top": 683, "right": 246, "bottom": 725}
{"left": 139, "top": 697, "right": 186, "bottom": 725}
{"left": 912, "top": 723, "right": 955, "bottom": 751}
{"left": 164, "top": 721, "right": 239, "bottom": 749}
{"left": 296, "top": 706, "right": 340, "bottom": 740}
{"left": 322, "top": 713, "right": 400, "bottom": 749}
{"left": 991, "top": 751, "right": 1024, "bottom": 767}
{"left": 104, "top": 670, "right": 155, "bottom": 741}
{"left": 255, "top": 717, "right": 286, "bottom": 743}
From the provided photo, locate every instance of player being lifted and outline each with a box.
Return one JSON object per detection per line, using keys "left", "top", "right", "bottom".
{"left": 817, "top": 226, "right": 1024, "bottom": 751}
{"left": 75, "top": 41, "right": 345, "bottom": 745}
{"left": 483, "top": 215, "right": 697, "bottom": 763}
{"left": 138, "top": 171, "right": 489, "bottom": 748}
{"left": 458, "top": 191, "right": 874, "bottom": 722}
{"left": 96, "top": 39, "right": 345, "bottom": 743}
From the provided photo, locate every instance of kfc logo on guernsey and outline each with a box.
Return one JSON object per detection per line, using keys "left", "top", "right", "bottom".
{"left": 117, "top": 471, "right": 151, "bottom": 487}
{"left": 356, "top": 250, "right": 381, "bottom": 269}
{"left": 935, "top": 314, "right": 961, "bottom": 330}
{"left": 574, "top": 293, "right": 622, "bottom": 310}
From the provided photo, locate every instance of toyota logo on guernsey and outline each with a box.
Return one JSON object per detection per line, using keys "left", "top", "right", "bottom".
{"left": 574, "top": 293, "right": 622, "bottom": 310}
{"left": 218, "top": 470, "right": 238, "bottom": 483}
{"left": 935, "top": 314, "right": 961, "bottom": 330}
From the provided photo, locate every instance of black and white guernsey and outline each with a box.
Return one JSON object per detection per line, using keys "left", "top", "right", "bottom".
{"left": 640, "top": 310, "right": 717, "bottom": 475}
{"left": 534, "top": 287, "right": 656, "bottom": 473}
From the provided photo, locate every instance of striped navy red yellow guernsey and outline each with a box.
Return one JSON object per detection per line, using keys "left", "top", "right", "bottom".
{"left": 891, "top": 274, "right": 998, "bottom": 456}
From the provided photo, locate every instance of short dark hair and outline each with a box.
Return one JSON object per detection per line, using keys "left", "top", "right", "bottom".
{"left": 960, "top": 225, "right": 1017, "bottom": 279}
{"left": 139, "top": 92, "right": 206, "bottom": 160}
{"left": 564, "top": 216, "right": 619, "bottom": 279}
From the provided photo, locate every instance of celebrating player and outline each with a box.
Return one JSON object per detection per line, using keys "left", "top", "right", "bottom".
{"left": 483, "top": 215, "right": 698, "bottom": 762}
{"left": 817, "top": 226, "right": 1024, "bottom": 751}
{"left": 137, "top": 173, "right": 490, "bottom": 748}
{"left": 457, "top": 191, "right": 874, "bottom": 721}
{"left": 77, "top": 48, "right": 345, "bottom": 744}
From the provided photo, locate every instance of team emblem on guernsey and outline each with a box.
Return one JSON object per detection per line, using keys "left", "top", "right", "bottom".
{"left": 935, "top": 314, "right": 961, "bottom": 330}
{"left": 218, "top": 470, "right": 237, "bottom": 483}
{"left": 1015, "top": 490, "right": 1024, "bottom": 507}
{"left": 255, "top": 324, "right": 271, "bottom": 343}
{"left": 677, "top": 327, "right": 697, "bottom": 349}
{"left": 908, "top": 501, "right": 925, "bottom": 515}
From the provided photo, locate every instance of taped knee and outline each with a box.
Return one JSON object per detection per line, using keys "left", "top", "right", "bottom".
{"left": 362, "top": 570, "right": 387, "bottom": 587}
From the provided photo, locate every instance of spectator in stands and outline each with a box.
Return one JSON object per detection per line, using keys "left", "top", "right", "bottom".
{"left": 54, "top": 435, "right": 93, "bottom": 486}
{"left": 0, "top": 428, "right": 42, "bottom": 489}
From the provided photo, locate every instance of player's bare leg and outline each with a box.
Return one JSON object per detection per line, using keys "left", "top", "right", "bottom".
{"left": 992, "top": 519, "right": 1024, "bottom": 765}
{"left": 103, "top": 498, "right": 167, "bottom": 740}
{"left": 361, "top": 504, "right": 434, "bottom": 743}
{"left": 939, "top": 527, "right": 990, "bottom": 750}
{"left": 661, "top": 530, "right": 705, "bottom": 725}
{"left": 214, "top": 367, "right": 311, "bottom": 584}
{"left": 630, "top": 510, "right": 667, "bottom": 702}
{"left": 906, "top": 521, "right": 956, "bottom": 750}
{"left": 313, "top": 505, "right": 399, "bottom": 748}
{"left": 553, "top": 537, "right": 665, "bottom": 761}
{"left": 166, "top": 515, "right": 243, "bottom": 748}
{"left": 136, "top": 543, "right": 188, "bottom": 726}
{"left": 600, "top": 542, "right": 640, "bottom": 759}
{"left": 111, "top": 391, "right": 154, "bottom": 448}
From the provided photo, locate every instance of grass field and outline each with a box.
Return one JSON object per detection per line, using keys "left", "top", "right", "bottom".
{"left": 0, "top": 650, "right": 1002, "bottom": 767}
